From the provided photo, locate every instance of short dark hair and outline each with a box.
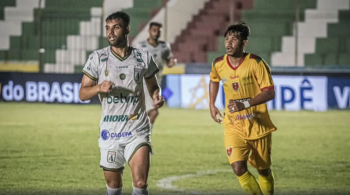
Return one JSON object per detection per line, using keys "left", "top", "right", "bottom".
{"left": 224, "top": 21, "right": 250, "bottom": 40}
{"left": 105, "top": 11, "right": 130, "bottom": 27}
{"left": 149, "top": 22, "right": 162, "bottom": 28}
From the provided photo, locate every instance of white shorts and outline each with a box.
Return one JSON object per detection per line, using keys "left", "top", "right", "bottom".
{"left": 100, "top": 133, "right": 151, "bottom": 171}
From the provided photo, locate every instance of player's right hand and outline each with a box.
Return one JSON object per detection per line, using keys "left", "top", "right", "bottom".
{"left": 99, "top": 81, "right": 114, "bottom": 93}
{"left": 210, "top": 105, "right": 223, "bottom": 124}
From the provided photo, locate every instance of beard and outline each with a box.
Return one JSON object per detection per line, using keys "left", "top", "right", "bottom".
{"left": 108, "top": 36, "right": 126, "bottom": 47}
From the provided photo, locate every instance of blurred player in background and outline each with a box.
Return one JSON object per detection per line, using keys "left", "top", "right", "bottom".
{"left": 79, "top": 11, "right": 164, "bottom": 195}
{"left": 134, "top": 22, "right": 176, "bottom": 131}
{"left": 209, "top": 21, "right": 276, "bottom": 195}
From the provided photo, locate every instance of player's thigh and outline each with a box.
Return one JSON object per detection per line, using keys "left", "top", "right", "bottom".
{"left": 125, "top": 135, "right": 152, "bottom": 183}
{"left": 224, "top": 127, "right": 251, "bottom": 164}
{"left": 249, "top": 133, "right": 272, "bottom": 170}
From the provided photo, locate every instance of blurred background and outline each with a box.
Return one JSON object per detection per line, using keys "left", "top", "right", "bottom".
{"left": 0, "top": 0, "right": 350, "bottom": 195}
{"left": 0, "top": 0, "right": 349, "bottom": 110}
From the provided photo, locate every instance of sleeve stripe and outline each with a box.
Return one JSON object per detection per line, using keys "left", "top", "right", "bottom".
{"left": 145, "top": 69, "right": 159, "bottom": 79}
{"left": 261, "top": 86, "right": 275, "bottom": 91}
{"left": 82, "top": 70, "right": 98, "bottom": 81}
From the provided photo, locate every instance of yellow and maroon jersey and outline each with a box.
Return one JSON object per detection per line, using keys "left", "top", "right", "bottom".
{"left": 210, "top": 53, "right": 277, "bottom": 140}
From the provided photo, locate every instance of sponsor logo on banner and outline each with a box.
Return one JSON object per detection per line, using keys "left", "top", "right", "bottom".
{"left": 232, "top": 82, "right": 239, "bottom": 91}
{"left": 328, "top": 77, "right": 350, "bottom": 109}
{"left": 107, "top": 150, "right": 116, "bottom": 163}
{"left": 266, "top": 76, "right": 327, "bottom": 111}
{"left": 226, "top": 146, "right": 233, "bottom": 157}
{"left": 180, "top": 75, "right": 224, "bottom": 109}
{"left": 1, "top": 80, "right": 90, "bottom": 104}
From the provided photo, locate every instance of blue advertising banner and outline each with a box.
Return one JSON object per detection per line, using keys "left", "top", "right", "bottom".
{"left": 0, "top": 72, "right": 99, "bottom": 104}
{"left": 328, "top": 77, "right": 350, "bottom": 109}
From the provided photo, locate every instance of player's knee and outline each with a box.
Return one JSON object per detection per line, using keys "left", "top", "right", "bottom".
{"left": 231, "top": 162, "right": 248, "bottom": 176}
{"left": 106, "top": 180, "right": 122, "bottom": 189}
{"left": 133, "top": 180, "right": 147, "bottom": 189}
{"left": 258, "top": 168, "right": 271, "bottom": 177}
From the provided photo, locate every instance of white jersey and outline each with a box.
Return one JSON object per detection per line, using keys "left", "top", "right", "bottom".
{"left": 134, "top": 40, "right": 173, "bottom": 81}
{"left": 82, "top": 46, "right": 159, "bottom": 149}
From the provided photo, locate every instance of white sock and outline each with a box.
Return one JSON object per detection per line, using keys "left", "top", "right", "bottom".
{"left": 106, "top": 184, "right": 122, "bottom": 195}
{"left": 132, "top": 185, "right": 148, "bottom": 195}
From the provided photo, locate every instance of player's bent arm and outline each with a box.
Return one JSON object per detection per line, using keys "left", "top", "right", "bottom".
{"left": 145, "top": 75, "right": 160, "bottom": 100}
{"left": 248, "top": 88, "right": 275, "bottom": 107}
{"left": 79, "top": 75, "right": 100, "bottom": 101}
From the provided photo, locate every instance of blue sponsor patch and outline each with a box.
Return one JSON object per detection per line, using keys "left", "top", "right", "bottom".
{"left": 101, "top": 129, "right": 110, "bottom": 141}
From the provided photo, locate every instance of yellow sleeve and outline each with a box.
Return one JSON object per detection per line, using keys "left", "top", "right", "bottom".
{"left": 209, "top": 62, "right": 221, "bottom": 82}
{"left": 254, "top": 60, "right": 274, "bottom": 90}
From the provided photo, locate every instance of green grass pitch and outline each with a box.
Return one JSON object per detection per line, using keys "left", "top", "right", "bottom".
{"left": 0, "top": 103, "right": 350, "bottom": 195}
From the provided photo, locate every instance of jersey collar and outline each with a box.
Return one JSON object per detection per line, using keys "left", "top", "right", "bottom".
{"left": 110, "top": 46, "right": 132, "bottom": 61}
{"left": 226, "top": 53, "right": 248, "bottom": 70}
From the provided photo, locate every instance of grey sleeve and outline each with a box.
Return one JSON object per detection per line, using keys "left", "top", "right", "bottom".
{"left": 144, "top": 51, "right": 159, "bottom": 79}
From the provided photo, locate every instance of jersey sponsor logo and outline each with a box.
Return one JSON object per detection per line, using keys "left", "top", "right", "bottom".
{"left": 103, "top": 114, "right": 139, "bottom": 122}
{"left": 134, "top": 68, "right": 142, "bottom": 84}
{"left": 232, "top": 82, "right": 239, "bottom": 91}
{"left": 235, "top": 114, "right": 255, "bottom": 120}
{"left": 101, "top": 58, "right": 108, "bottom": 62}
{"left": 117, "top": 66, "right": 128, "bottom": 69}
{"left": 233, "top": 98, "right": 251, "bottom": 103}
{"left": 106, "top": 94, "right": 139, "bottom": 105}
{"left": 103, "top": 115, "right": 129, "bottom": 122}
{"left": 226, "top": 146, "right": 233, "bottom": 157}
{"left": 107, "top": 150, "right": 116, "bottom": 163}
{"left": 100, "top": 129, "right": 133, "bottom": 141}
{"left": 101, "top": 129, "right": 110, "bottom": 141}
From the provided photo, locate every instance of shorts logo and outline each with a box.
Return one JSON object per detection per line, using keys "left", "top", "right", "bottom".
{"left": 226, "top": 146, "right": 233, "bottom": 157}
{"left": 101, "top": 129, "right": 110, "bottom": 141}
{"left": 232, "top": 82, "right": 239, "bottom": 92}
{"left": 107, "top": 150, "right": 116, "bottom": 163}
{"left": 134, "top": 68, "right": 142, "bottom": 84}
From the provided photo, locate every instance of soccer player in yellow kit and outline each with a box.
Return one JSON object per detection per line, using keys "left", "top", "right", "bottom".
{"left": 209, "top": 21, "right": 276, "bottom": 195}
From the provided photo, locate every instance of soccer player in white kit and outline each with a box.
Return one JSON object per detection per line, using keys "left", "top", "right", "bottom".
{"left": 134, "top": 22, "right": 176, "bottom": 130}
{"left": 79, "top": 11, "right": 164, "bottom": 195}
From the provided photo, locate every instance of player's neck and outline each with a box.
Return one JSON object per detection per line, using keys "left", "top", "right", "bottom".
{"left": 228, "top": 52, "right": 246, "bottom": 68}
{"left": 147, "top": 38, "right": 158, "bottom": 47}
{"left": 111, "top": 45, "right": 130, "bottom": 58}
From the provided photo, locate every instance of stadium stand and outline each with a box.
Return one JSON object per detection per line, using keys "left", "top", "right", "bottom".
{"left": 272, "top": 0, "right": 349, "bottom": 66}
{"left": 171, "top": 0, "right": 254, "bottom": 63}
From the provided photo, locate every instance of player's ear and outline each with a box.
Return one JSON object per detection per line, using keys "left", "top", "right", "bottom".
{"left": 243, "top": 39, "right": 248, "bottom": 47}
{"left": 125, "top": 26, "right": 130, "bottom": 35}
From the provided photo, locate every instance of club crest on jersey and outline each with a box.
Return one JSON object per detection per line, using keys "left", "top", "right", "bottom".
{"left": 107, "top": 150, "right": 116, "bottom": 163}
{"left": 232, "top": 82, "right": 239, "bottom": 91}
{"left": 226, "top": 146, "right": 233, "bottom": 157}
{"left": 134, "top": 68, "right": 142, "bottom": 84}
{"left": 120, "top": 73, "right": 126, "bottom": 80}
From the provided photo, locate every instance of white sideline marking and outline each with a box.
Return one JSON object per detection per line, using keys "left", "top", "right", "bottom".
{"left": 156, "top": 169, "right": 232, "bottom": 194}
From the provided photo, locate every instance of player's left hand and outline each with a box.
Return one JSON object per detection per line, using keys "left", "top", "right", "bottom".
{"left": 153, "top": 95, "right": 165, "bottom": 108}
{"left": 227, "top": 100, "right": 245, "bottom": 113}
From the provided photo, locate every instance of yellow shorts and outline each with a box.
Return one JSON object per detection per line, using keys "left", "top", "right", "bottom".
{"left": 224, "top": 130, "right": 272, "bottom": 170}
